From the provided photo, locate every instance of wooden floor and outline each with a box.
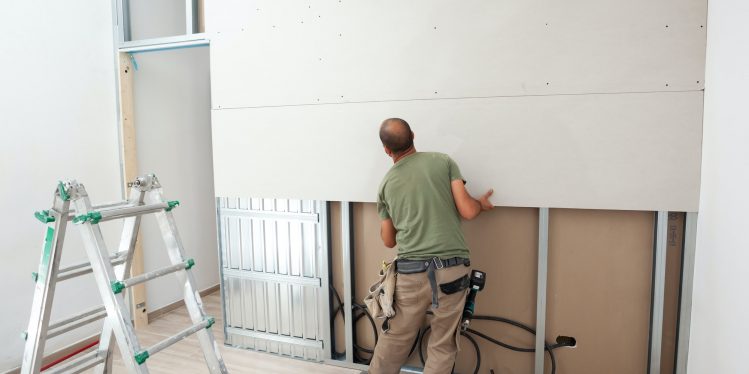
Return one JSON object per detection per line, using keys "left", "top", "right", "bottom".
{"left": 104, "top": 292, "right": 357, "bottom": 374}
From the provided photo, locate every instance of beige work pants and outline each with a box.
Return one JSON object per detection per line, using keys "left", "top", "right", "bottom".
{"left": 368, "top": 264, "right": 470, "bottom": 374}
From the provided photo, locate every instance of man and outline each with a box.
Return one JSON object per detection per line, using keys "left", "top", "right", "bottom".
{"left": 369, "top": 118, "right": 493, "bottom": 374}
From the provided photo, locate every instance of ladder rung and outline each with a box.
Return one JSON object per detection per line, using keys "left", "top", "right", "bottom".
{"left": 113, "top": 259, "right": 194, "bottom": 294}
{"left": 58, "top": 201, "right": 131, "bottom": 220}
{"left": 135, "top": 317, "right": 215, "bottom": 364}
{"left": 57, "top": 251, "right": 128, "bottom": 282}
{"left": 70, "top": 200, "right": 131, "bottom": 213}
{"left": 47, "top": 306, "right": 107, "bottom": 339}
{"left": 67, "top": 202, "right": 171, "bottom": 223}
{"left": 45, "top": 349, "right": 104, "bottom": 374}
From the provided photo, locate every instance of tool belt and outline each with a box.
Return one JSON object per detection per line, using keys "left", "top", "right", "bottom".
{"left": 395, "top": 257, "right": 471, "bottom": 309}
{"left": 364, "top": 258, "right": 398, "bottom": 332}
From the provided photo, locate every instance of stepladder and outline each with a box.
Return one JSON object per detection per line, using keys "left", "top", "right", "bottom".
{"left": 21, "top": 174, "right": 229, "bottom": 374}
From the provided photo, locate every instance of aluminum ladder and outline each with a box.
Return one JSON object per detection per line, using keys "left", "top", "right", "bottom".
{"left": 21, "top": 174, "right": 228, "bottom": 374}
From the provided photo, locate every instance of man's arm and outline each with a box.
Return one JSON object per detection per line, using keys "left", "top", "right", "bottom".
{"left": 451, "top": 180, "right": 494, "bottom": 220}
{"left": 380, "top": 218, "right": 397, "bottom": 248}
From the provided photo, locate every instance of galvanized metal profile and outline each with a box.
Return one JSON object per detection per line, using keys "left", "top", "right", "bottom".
{"left": 675, "top": 212, "right": 698, "bottom": 374}
{"left": 223, "top": 268, "right": 321, "bottom": 287}
{"left": 648, "top": 211, "right": 669, "bottom": 374}
{"left": 186, "top": 0, "right": 199, "bottom": 34}
{"left": 220, "top": 208, "right": 319, "bottom": 223}
{"left": 216, "top": 198, "right": 231, "bottom": 347}
{"left": 118, "top": 33, "right": 210, "bottom": 54}
{"left": 114, "top": 0, "right": 131, "bottom": 44}
{"left": 219, "top": 197, "right": 328, "bottom": 360}
{"left": 318, "top": 202, "right": 333, "bottom": 360}
{"left": 120, "top": 0, "right": 131, "bottom": 42}
{"left": 534, "top": 208, "right": 550, "bottom": 374}
{"left": 340, "top": 202, "right": 354, "bottom": 363}
{"left": 227, "top": 327, "right": 323, "bottom": 349}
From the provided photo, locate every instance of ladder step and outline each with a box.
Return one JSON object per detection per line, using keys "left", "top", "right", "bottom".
{"left": 135, "top": 317, "right": 215, "bottom": 365}
{"left": 68, "top": 202, "right": 176, "bottom": 224}
{"left": 45, "top": 349, "right": 104, "bottom": 374}
{"left": 47, "top": 306, "right": 107, "bottom": 339}
{"left": 57, "top": 251, "right": 129, "bottom": 282}
{"left": 112, "top": 259, "right": 195, "bottom": 294}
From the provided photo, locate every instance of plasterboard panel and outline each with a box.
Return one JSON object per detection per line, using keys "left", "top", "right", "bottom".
{"left": 208, "top": 0, "right": 706, "bottom": 109}
{"left": 211, "top": 91, "right": 702, "bottom": 211}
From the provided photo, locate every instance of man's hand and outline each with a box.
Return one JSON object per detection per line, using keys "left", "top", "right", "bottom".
{"left": 451, "top": 180, "right": 494, "bottom": 220}
{"left": 479, "top": 189, "right": 494, "bottom": 211}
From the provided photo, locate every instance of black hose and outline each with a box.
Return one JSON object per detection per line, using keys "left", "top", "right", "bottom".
{"left": 418, "top": 326, "right": 481, "bottom": 374}
{"left": 468, "top": 315, "right": 558, "bottom": 374}
{"left": 462, "top": 331, "right": 481, "bottom": 374}
{"left": 352, "top": 303, "right": 378, "bottom": 364}
{"left": 330, "top": 286, "right": 566, "bottom": 373}
{"left": 329, "top": 285, "right": 346, "bottom": 359}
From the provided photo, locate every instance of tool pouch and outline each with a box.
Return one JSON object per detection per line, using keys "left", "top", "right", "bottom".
{"left": 364, "top": 257, "right": 398, "bottom": 332}
{"left": 439, "top": 274, "right": 470, "bottom": 295}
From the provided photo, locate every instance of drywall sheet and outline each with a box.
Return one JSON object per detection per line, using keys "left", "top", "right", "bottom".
{"left": 212, "top": 91, "right": 703, "bottom": 211}
{"left": 131, "top": 47, "right": 218, "bottom": 311}
{"left": 208, "top": 0, "right": 706, "bottom": 109}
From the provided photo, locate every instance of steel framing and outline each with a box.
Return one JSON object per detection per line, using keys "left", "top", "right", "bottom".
{"left": 675, "top": 212, "right": 698, "bottom": 374}
{"left": 534, "top": 208, "right": 550, "bottom": 374}
{"left": 648, "top": 211, "right": 669, "bottom": 374}
{"left": 340, "top": 202, "right": 355, "bottom": 364}
{"left": 217, "top": 198, "right": 329, "bottom": 360}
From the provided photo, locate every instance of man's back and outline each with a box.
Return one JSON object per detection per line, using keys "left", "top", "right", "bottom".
{"left": 377, "top": 152, "right": 469, "bottom": 260}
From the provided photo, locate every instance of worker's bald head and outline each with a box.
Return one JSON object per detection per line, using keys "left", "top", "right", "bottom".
{"left": 379, "top": 118, "right": 414, "bottom": 155}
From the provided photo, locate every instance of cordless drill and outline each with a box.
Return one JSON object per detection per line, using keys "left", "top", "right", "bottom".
{"left": 461, "top": 270, "right": 486, "bottom": 331}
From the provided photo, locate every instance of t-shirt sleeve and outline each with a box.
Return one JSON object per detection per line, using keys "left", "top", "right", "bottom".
{"left": 447, "top": 156, "right": 466, "bottom": 184}
{"left": 377, "top": 189, "right": 391, "bottom": 220}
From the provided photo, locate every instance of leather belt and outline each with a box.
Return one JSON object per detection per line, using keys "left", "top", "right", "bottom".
{"left": 395, "top": 257, "right": 470, "bottom": 308}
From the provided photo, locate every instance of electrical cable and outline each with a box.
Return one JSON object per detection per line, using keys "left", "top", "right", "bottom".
{"left": 330, "top": 285, "right": 571, "bottom": 373}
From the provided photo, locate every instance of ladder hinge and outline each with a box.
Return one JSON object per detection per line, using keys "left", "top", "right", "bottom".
{"left": 185, "top": 258, "right": 195, "bottom": 270}
{"left": 73, "top": 211, "right": 102, "bottom": 224}
{"left": 205, "top": 316, "right": 215, "bottom": 329}
{"left": 134, "top": 351, "right": 150, "bottom": 365}
{"left": 34, "top": 210, "right": 55, "bottom": 223}
{"left": 57, "top": 181, "right": 70, "bottom": 201}
{"left": 165, "top": 200, "right": 180, "bottom": 212}
{"left": 31, "top": 272, "right": 39, "bottom": 282}
{"left": 111, "top": 280, "right": 126, "bottom": 294}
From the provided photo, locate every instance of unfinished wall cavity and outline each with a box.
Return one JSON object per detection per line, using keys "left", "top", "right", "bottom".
{"left": 328, "top": 203, "right": 685, "bottom": 374}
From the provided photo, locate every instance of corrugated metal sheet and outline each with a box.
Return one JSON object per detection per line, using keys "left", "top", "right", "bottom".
{"left": 217, "top": 198, "right": 328, "bottom": 361}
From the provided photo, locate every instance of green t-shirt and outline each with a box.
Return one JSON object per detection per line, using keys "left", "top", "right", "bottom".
{"left": 377, "top": 152, "right": 469, "bottom": 260}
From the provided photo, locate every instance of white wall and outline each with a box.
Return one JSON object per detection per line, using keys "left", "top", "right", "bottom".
{"left": 688, "top": 0, "right": 749, "bottom": 372}
{"left": 131, "top": 47, "right": 219, "bottom": 311}
{"left": 0, "top": 0, "right": 120, "bottom": 371}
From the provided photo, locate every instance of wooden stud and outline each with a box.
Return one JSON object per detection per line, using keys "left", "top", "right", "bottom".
{"left": 118, "top": 52, "right": 148, "bottom": 328}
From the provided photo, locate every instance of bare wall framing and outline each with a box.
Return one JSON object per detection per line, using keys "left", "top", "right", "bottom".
{"left": 329, "top": 203, "right": 687, "bottom": 374}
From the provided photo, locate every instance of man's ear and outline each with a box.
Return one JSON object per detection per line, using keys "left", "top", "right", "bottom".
{"left": 384, "top": 145, "right": 393, "bottom": 157}
{"left": 411, "top": 131, "right": 415, "bottom": 141}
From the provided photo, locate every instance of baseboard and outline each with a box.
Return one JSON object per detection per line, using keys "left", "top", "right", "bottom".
{"left": 2, "top": 335, "right": 99, "bottom": 374}
{"left": 3, "top": 284, "right": 221, "bottom": 374}
{"left": 147, "top": 284, "right": 220, "bottom": 322}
